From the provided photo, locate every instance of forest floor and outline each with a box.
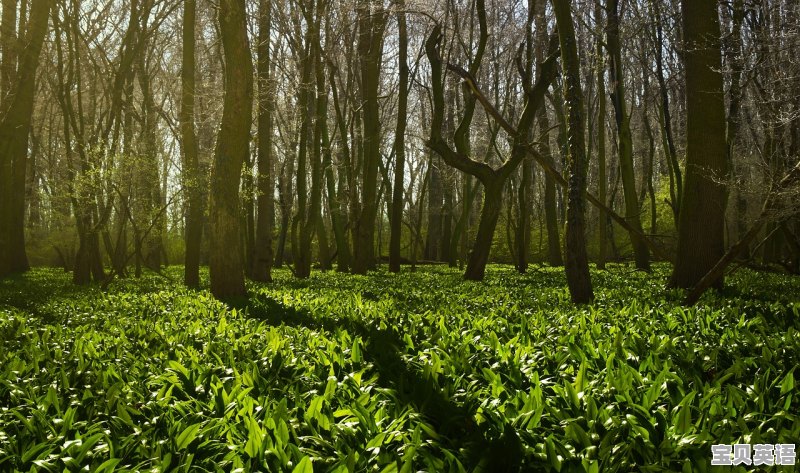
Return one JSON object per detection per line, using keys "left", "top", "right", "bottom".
{"left": 1, "top": 264, "right": 798, "bottom": 472}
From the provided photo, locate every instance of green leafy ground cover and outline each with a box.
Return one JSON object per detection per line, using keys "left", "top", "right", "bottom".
{"left": 0, "top": 265, "right": 798, "bottom": 472}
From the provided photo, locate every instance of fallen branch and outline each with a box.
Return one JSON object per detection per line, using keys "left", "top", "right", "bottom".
{"left": 685, "top": 160, "right": 800, "bottom": 305}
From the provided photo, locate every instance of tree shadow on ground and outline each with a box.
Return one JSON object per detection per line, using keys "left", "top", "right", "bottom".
{"left": 232, "top": 294, "right": 526, "bottom": 473}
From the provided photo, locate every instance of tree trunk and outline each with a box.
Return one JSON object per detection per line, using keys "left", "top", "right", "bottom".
{"left": 553, "top": 0, "right": 594, "bottom": 303}
{"left": 251, "top": 0, "right": 274, "bottom": 283}
{"left": 595, "top": 0, "right": 607, "bottom": 269}
{"left": 0, "top": 0, "right": 50, "bottom": 278}
{"left": 352, "top": 0, "right": 386, "bottom": 274}
{"left": 464, "top": 181, "right": 503, "bottom": 281}
{"left": 181, "top": 0, "right": 203, "bottom": 288}
{"left": 669, "top": 0, "right": 728, "bottom": 290}
{"left": 425, "top": 157, "right": 443, "bottom": 260}
{"left": 652, "top": 0, "right": 681, "bottom": 223}
{"left": 389, "top": 0, "right": 408, "bottom": 273}
{"left": 209, "top": 0, "right": 252, "bottom": 299}
{"left": 607, "top": 0, "right": 650, "bottom": 271}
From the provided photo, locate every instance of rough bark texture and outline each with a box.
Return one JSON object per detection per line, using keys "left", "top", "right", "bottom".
{"left": 553, "top": 0, "right": 594, "bottom": 303}
{"left": 209, "top": 0, "right": 252, "bottom": 299}
{"left": 669, "top": 0, "right": 729, "bottom": 290}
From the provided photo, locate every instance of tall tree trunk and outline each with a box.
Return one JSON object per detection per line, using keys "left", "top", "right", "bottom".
{"left": 327, "top": 64, "right": 353, "bottom": 271}
{"left": 652, "top": 0, "right": 681, "bottom": 222}
{"left": 389, "top": 0, "right": 408, "bottom": 273}
{"left": 727, "top": 0, "right": 746, "bottom": 254}
{"left": 515, "top": 0, "right": 538, "bottom": 274}
{"left": 181, "top": 0, "right": 202, "bottom": 288}
{"left": 533, "top": 2, "right": 562, "bottom": 267}
{"left": 595, "top": 0, "right": 607, "bottom": 269}
{"left": 251, "top": 0, "right": 274, "bottom": 283}
{"left": 607, "top": 0, "right": 650, "bottom": 271}
{"left": 209, "top": 0, "right": 252, "bottom": 299}
{"left": 352, "top": 0, "right": 386, "bottom": 274}
{"left": 553, "top": 0, "right": 594, "bottom": 303}
{"left": 669, "top": 0, "right": 728, "bottom": 290}
{"left": 136, "top": 52, "right": 163, "bottom": 272}
{"left": 0, "top": 0, "right": 50, "bottom": 278}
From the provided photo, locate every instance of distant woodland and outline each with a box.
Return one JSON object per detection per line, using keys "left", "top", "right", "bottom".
{"left": 1, "top": 0, "right": 799, "bottom": 302}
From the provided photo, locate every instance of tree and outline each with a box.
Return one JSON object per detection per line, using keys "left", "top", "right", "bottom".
{"left": 595, "top": 0, "right": 607, "bottom": 269}
{"left": 425, "top": 0, "right": 560, "bottom": 281}
{"left": 180, "top": 0, "right": 202, "bottom": 288}
{"left": 389, "top": 0, "right": 408, "bottom": 273}
{"left": 209, "top": 0, "right": 253, "bottom": 299}
{"left": 606, "top": 0, "right": 650, "bottom": 271}
{"left": 251, "top": 0, "right": 275, "bottom": 283}
{"left": 669, "top": 0, "right": 728, "bottom": 290}
{"left": 352, "top": 0, "right": 387, "bottom": 274}
{"left": 552, "top": 0, "right": 593, "bottom": 303}
{"left": 0, "top": 0, "right": 51, "bottom": 278}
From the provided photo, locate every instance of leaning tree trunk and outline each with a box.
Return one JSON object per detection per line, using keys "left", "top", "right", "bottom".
{"left": 669, "top": 0, "right": 729, "bottom": 290}
{"left": 209, "top": 0, "right": 253, "bottom": 299}
{"left": 553, "top": 0, "right": 594, "bottom": 303}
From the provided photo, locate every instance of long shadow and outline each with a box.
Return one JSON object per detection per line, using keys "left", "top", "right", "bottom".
{"left": 233, "top": 294, "right": 525, "bottom": 472}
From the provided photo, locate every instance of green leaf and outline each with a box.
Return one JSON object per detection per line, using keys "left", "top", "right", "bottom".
{"left": 545, "top": 436, "right": 562, "bottom": 472}
{"left": 94, "top": 458, "right": 121, "bottom": 473}
{"left": 244, "top": 417, "right": 263, "bottom": 458}
{"left": 780, "top": 370, "right": 794, "bottom": 395}
{"left": 351, "top": 337, "right": 363, "bottom": 364}
{"left": 176, "top": 423, "right": 202, "bottom": 450}
{"left": 292, "top": 456, "right": 313, "bottom": 473}
{"left": 574, "top": 358, "right": 587, "bottom": 393}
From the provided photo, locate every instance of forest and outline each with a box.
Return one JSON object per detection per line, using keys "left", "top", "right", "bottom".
{"left": 0, "top": 0, "right": 799, "bottom": 471}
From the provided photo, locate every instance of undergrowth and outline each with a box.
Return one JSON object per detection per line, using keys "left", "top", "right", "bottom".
{"left": 0, "top": 264, "right": 798, "bottom": 472}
